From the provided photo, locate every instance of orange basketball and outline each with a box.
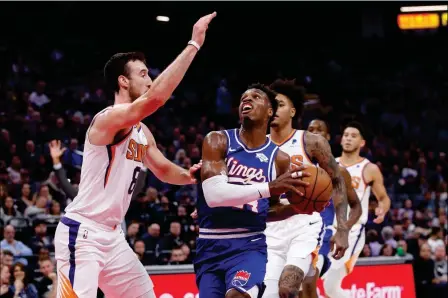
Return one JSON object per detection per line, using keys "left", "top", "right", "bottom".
{"left": 286, "top": 165, "right": 333, "bottom": 214}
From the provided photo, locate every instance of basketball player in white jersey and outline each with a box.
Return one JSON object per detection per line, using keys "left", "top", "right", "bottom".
{"left": 54, "top": 12, "right": 216, "bottom": 298}
{"left": 322, "top": 121, "right": 391, "bottom": 298}
{"left": 301, "top": 119, "right": 362, "bottom": 298}
{"left": 263, "top": 79, "right": 350, "bottom": 298}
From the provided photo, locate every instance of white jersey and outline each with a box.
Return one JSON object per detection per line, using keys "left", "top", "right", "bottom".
{"left": 65, "top": 111, "right": 148, "bottom": 228}
{"left": 335, "top": 157, "right": 371, "bottom": 225}
{"left": 272, "top": 129, "right": 315, "bottom": 204}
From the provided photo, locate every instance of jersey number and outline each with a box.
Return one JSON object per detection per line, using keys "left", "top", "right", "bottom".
{"left": 128, "top": 166, "right": 141, "bottom": 194}
{"left": 235, "top": 200, "right": 259, "bottom": 213}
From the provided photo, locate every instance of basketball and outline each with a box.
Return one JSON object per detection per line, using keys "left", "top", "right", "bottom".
{"left": 286, "top": 165, "right": 333, "bottom": 214}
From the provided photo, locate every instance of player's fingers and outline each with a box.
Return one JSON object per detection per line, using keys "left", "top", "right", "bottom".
{"left": 290, "top": 179, "right": 310, "bottom": 187}
{"left": 286, "top": 185, "right": 304, "bottom": 197}
{"left": 61, "top": 147, "right": 67, "bottom": 154}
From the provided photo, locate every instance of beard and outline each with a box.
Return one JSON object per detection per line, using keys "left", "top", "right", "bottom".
{"left": 343, "top": 146, "right": 359, "bottom": 154}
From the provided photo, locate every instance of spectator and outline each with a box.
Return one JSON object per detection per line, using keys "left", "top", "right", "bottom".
{"left": 126, "top": 223, "right": 140, "bottom": 248}
{"left": 0, "top": 250, "right": 14, "bottom": 268}
{"left": 142, "top": 223, "right": 161, "bottom": 252}
{"left": 379, "top": 244, "right": 395, "bottom": 257}
{"left": 133, "top": 240, "right": 152, "bottom": 266}
{"left": 0, "top": 226, "right": 32, "bottom": 265}
{"left": 23, "top": 196, "right": 48, "bottom": 219}
{"left": 168, "top": 247, "right": 187, "bottom": 265}
{"left": 428, "top": 227, "right": 445, "bottom": 253}
{"left": 156, "top": 221, "right": 184, "bottom": 264}
{"left": 29, "top": 220, "right": 54, "bottom": 253}
{"left": 414, "top": 243, "right": 435, "bottom": 297}
{"left": 366, "top": 229, "right": 382, "bottom": 256}
{"left": 34, "top": 258, "right": 57, "bottom": 298}
{"left": 433, "top": 245, "right": 447, "bottom": 285}
{"left": 9, "top": 263, "right": 38, "bottom": 298}
{"left": 381, "top": 226, "right": 397, "bottom": 249}
{"left": 0, "top": 264, "right": 13, "bottom": 298}
{"left": 360, "top": 244, "right": 372, "bottom": 257}
{"left": 0, "top": 197, "right": 23, "bottom": 225}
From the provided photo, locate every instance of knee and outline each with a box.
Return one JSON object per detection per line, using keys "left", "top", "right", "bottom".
{"left": 226, "top": 288, "right": 251, "bottom": 298}
{"left": 278, "top": 265, "right": 305, "bottom": 298}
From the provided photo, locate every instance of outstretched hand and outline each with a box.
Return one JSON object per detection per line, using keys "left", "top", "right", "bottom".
{"left": 191, "top": 12, "right": 217, "bottom": 48}
{"left": 49, "top": 140, "right": 67, "bottom": 164}
{"left": 188, "top": 160, "right": 203, "bottom": 184}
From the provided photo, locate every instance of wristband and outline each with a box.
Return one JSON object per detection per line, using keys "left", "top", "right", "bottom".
{"left": 53, "top": 163, "right": 62, "bottom": 170}
{"left": 188, "top": 40, "right": 200, "bottom": 51}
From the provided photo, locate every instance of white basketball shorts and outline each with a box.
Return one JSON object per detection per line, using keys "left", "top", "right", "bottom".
{"left": 54, "top": 214, "right": 154, "bottom": 298}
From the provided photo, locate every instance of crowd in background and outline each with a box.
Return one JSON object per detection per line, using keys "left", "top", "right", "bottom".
{"left": 1, "top": 5, "right": 448, "bottom": 297}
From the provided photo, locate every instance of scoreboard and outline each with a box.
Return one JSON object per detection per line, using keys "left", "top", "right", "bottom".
{"left": 397, "top": 6, "right": 447, "bottom": 30}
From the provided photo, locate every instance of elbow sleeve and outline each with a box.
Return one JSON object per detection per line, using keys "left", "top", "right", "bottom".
{"left": 201, "top": 175, "right": 270, "bottom": 208}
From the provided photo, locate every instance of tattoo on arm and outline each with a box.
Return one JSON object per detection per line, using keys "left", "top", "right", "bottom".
{"left": 279, "top": 265, "right": 304, "bottom": 298}
{"left": 304, "top": 132, "right": 349, "bottom": 230}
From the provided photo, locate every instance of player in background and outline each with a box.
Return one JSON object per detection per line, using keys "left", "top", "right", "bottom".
{"left": 54, "top": 12, "right": 216, "bottom": 298}
{"left": 300, "top": 119, "right": 362, "bottom": 298}
{"left": 263, "top": 79, "right": 350, "bottom": 298}
{"left": 322, "top": 121, "right": 391, "bottom": 298}
{"left": 196, "top": 84, "right": 312, "bottom": 298}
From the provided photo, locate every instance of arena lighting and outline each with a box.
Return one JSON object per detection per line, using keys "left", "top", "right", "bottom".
{"left": 400, "top": 5, "right": 448, "bottom": 13}
{"left": 156, "top": 16, "right": 170, "bottom": 22}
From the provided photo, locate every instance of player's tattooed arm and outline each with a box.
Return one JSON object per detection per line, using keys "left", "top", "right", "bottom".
{"left": 278, "top": 265, "right": 304, "bottom": 298}
{"left": 340, "top": 167, "right": 362, "bottom": 229}
{"left": 304, "top": 132, "right": 349, "bottom": 231}
{"left": 141, "top": 124, "right": 198, "bottom": 185}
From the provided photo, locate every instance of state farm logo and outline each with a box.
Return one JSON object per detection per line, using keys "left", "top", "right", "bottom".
{"left": 349, "top": 282, "right": 403, "bottom": 298}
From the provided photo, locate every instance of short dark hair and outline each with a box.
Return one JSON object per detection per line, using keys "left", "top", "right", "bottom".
{"left": 104, "top": 52, "right": 146, "bottom": 93}
{"left": 311, "top": 118, "right": 330, "bottom": 133}
{"left": 269, "top": 78, "right": 306, "bottom": 118}
{"left": 344, "top": 121, "right": 365, "bottom": 139}
{"left": 247, "top": 83, "right": 278, "bottom": 116}
{"left": 2, "top": 250, "right": 14, "bottom": 257}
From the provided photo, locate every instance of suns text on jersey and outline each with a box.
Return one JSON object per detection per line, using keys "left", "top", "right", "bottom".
{"left": 125, "top": 138, "right": 148, "bottom": 162}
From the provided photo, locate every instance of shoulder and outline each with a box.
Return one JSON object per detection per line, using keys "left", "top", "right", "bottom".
{"left": 204, "top": 130, "right": 228, "bottom": 146}
{"left": 364, "top": 161, "right": 381, "bottom": 178}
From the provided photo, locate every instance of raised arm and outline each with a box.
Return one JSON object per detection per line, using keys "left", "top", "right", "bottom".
{"left": 49, "top": 140, "right": 78, "bottom": 199}
{"left": 340, "top": 167, "right": 362, "bottom": 228}
{"left": 365, "top": 163, "right": 391, "bottom": 224}
{"left": 90, "top": 12, "right": 217, "bottom": 145}
{"left": 201, "top": 132, "right": 309, "bottom": 208}
{"left": 141, "top": 124, "right": 198, "bottom": 185}
{"left": 304, "top": 131, "right": 349, "bottom": 259}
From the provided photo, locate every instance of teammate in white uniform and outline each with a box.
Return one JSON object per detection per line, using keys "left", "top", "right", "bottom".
{"left": 322, "top": 121, "right": 391, "bottom": 298}
{"left": 301, "top": 119, "right": 361, "bottom": 298}
{"left": 263, "top": 79, "right": 350, "bottom": 298}
{"left": 54, "top": 12, "right": 216, "bottom": 298}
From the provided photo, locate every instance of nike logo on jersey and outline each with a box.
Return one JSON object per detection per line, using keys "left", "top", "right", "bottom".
{"left": 309, "top": 221, "right": 320, "bottom": 226}
{"left": 229, "top": 147, "right": 237, "bottom": 152}
{"left": 251, "top": 237, "right": 262, "bottom": 242}
{"left": 257, "top": 190, "right": 262, "bottom": 198}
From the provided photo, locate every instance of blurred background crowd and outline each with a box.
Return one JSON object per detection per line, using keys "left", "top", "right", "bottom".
{"left": 1, "top": 2, "right": 447, "bottom": 298}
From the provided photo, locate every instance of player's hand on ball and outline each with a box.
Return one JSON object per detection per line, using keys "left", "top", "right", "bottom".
{"left": 268, "top": 165, "right": 311, "bottom": 196}
{"left": 330, "top": 228, "right": 349, "bottom": 260}
{"left": 191, "top": 11, "right": 217, "bottom": 48}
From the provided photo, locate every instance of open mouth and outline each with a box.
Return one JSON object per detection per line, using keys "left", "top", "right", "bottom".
{"left": 241, "top": 103, "right": 253, "bottom": 114}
